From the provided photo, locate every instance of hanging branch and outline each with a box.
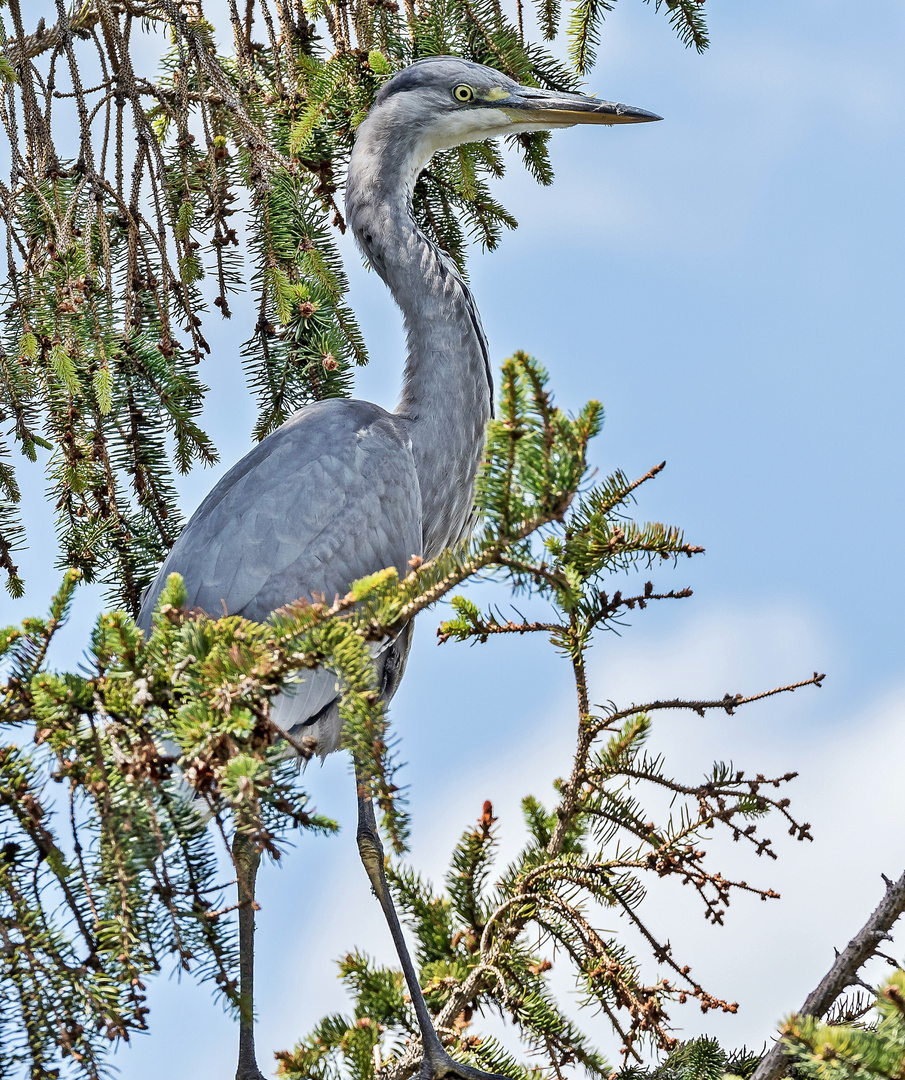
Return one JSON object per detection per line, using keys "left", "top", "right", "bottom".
{"left": 0, "top": 0, "right": 711, "bottom": 605}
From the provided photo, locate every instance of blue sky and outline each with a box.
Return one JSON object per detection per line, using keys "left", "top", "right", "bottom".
{"left": 4, "top": 0, "right": 905, "bottom": 1075}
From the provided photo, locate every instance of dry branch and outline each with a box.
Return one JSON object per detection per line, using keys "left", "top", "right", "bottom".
{"left": 751, "top": 868, "right": 905, "bottom": 1080}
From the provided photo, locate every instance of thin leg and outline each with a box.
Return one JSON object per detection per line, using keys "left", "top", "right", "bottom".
{"left": 234, "top": 830, "right": 267, "bottom": 1080}
{"left": 354, "top": 764, "right": 509, "bottom": 1080}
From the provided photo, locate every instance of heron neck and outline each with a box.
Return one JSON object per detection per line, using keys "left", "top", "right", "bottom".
{"left": 346, "top": 120, "right": 493, "bottom": 559}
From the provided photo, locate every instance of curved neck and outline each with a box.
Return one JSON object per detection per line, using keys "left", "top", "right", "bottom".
{"left": 346, "top": 111, "right": 493, "bottom": 558}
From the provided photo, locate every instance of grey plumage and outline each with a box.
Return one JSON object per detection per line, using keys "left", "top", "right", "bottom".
{"left": 136, "top": 55, "right": 659, "bottom": 1080}
{"left": 139, "top": 399, "right": 422, "bottom": 752}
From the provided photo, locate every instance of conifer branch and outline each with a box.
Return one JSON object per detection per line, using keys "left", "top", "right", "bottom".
{"left": 437, "top": 611, "right": 562, "bottom": 644}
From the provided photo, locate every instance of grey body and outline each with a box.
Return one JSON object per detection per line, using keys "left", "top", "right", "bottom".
{"left": 138, "top": 58, "right": 658, "bottom": 751}
{"left": 138, "top": 65, "right": 514, "bottom": 751}
{"left": 139, "top": 399, "right": 428, "bottom": 751}
{"left": 139, "top": 62, "right": 505, "bottom": 748}
{"left": 136, "top": 57, "right": 660, "bottom": 1080}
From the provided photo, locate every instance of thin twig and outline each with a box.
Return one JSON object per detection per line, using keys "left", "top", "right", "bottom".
{"left": 593, "top": 672, "right": 826, "bottom": 730}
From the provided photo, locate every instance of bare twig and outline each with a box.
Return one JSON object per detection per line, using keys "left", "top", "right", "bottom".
{"left": 592, "top": 672, "right": 826, "bottom": 730}
{"left": 6, "top": 0, "right": 158, "bottom": 63}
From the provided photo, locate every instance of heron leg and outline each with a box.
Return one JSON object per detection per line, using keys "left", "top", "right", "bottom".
{"left": 354, "top": 768, "right": 509, "bottom": 1080}
{"left": 234, "top": 830, "right": 267, "bottom": 1080}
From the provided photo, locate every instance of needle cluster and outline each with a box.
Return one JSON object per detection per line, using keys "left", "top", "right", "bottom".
{"left": 780, "top": 971, "right": 905, "bottom": 1080}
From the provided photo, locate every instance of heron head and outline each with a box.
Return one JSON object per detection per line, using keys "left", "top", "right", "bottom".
{"left": 368, "top": 56, "right": 661, "bottom": 155}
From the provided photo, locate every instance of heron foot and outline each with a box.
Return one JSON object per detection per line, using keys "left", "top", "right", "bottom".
{"left": 235, "top": 1060, "right": 268, "bottom": 1080}
{"left": 419, "top": 1046, "right": 510, "bottom": 1080}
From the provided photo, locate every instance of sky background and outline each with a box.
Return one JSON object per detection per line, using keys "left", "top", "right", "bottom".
{"left": 4, "top": 0, "right": 905, "bottom": 1075}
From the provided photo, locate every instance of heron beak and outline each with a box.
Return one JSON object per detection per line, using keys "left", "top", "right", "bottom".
{"left": 498, "top": 86, "right": 662, "bottom": 126}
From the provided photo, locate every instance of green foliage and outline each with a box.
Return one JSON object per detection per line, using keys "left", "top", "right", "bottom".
{"left": 0, "top": 0, "right": 710, "bottom": 605}
{"left": 781, "top": 972, "right": 905, "bottom": 1080}
{"left": 653, "top": 0, "right": 710, "bottom": 54}
{"left": 568, "top": 0, "right": 616, "bottom": 75}
{"left": 274, "top": 952, "right": 414, "bottom": 1080}
{"left": 1, "top": 569, "right": 358, "bottom": 1076}
{"left": 0, "top": 354, "right": 601, "bottom": 1076}
{"left": 568, "top": 0, "right": 708, "bottom": 73}
{"left": 0, "top": 167, "right": 216, "bottom": 608}
{"left": 244, "top": 169, "right": 366, "bottom": 438}
{"left": 621, "top": 1037, "right": 760, "bottom": 1080}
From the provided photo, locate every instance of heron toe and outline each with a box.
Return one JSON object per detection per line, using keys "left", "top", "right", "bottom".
{"left": 235, "top": 1065, "right": 268, "bottom": 1080}
{"left": 419, "top": 1047, "right": 512, "bottom": 1080}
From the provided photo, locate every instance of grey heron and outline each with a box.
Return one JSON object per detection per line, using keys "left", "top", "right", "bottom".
{"left": 137, "top": 55, "right": 660, "bottom": 1080}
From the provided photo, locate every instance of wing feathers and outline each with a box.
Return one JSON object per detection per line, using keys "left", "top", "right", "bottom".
{"left": 137, "top": 399, "right": 422, "bottom": 745}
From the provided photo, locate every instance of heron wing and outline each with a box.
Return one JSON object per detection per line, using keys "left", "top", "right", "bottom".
{"left": 138, "top": 399, "right": 422, "bottom": 739}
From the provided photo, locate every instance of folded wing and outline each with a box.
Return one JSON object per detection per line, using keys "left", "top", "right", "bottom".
{"left": 138, "top": 398, "right": 422, "bottom": 752}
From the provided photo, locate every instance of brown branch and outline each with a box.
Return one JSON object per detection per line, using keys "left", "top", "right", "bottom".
{"left": 751, "top": 869, "right": 905, "bottom": 1080}
{"left": 608, "top": 881, "right": 738, "bottom": 1014}
{"left": 610, "top": 765, "right": 809, "bottom": 847}
{"left": 6, "top": 0, "right": 155, "bottom": 63}
{"left": 496, "top": 553, "right": 572, "bottom": 593}
{"left": 620, "top": 459, "right": 666, "bottom": 501}
{"left": 592, "top": 672, "right": 826, "bottom": 731}
{"left": 593, "top": 584, "right": 693, "bottom": 625}
{"left": 392, "top": 509, "right": 573, "bottom": 628}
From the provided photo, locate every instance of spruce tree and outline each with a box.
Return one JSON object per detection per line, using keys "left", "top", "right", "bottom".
{"left": 3, "top": 2, "right": 897, "bottom": 1078}
{"left": 1, "top": 350, "right": 823, "bottom": 1077}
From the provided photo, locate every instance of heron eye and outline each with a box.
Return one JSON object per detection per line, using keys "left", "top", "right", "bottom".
{"left": 452, "top": 84, "right": 475, "bottom": 103}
